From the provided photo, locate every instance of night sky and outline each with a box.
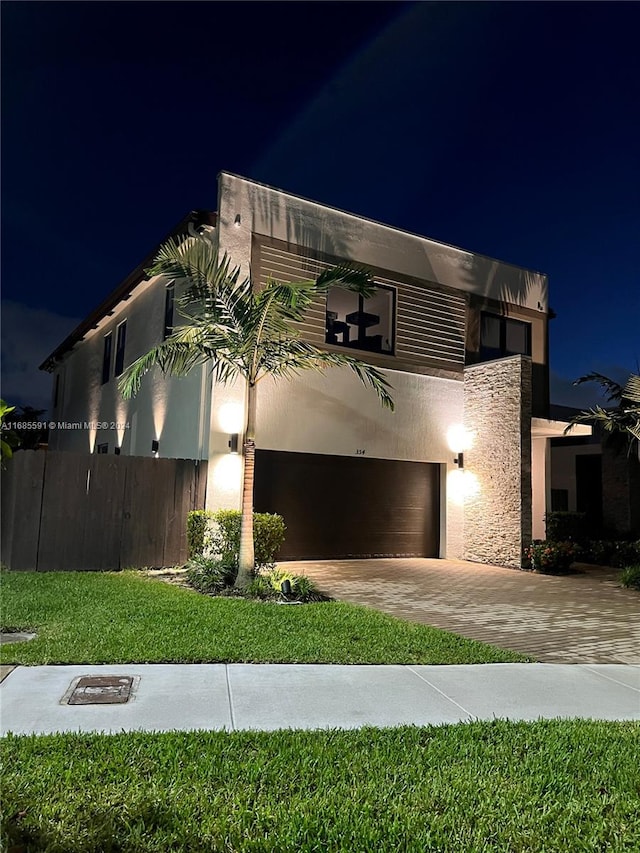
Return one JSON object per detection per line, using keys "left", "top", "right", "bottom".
{"left": 2, "top": 1, "right": 638, "bottom": 413}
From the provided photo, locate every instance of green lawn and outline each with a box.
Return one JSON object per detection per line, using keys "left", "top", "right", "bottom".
{"left": 0, "top": 571, "right": 528, "bottom": 665}
{"left": 3, "top": 721, "right": 639, "bottom": 852}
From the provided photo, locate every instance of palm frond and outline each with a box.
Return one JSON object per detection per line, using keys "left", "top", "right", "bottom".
{"left": 256, "top": 339, "right": 394, "bottom": 410}
{"left": 622, "top": 373, "right": 640, "bottom": 405}
{"left": 572, "top": 372, "right": 624, "bottom": 403}
{"left": 146, "top": 236, "right": 233, "bottom": 293}
{"left": 118, "top": 326, "right": 244, "bottom": 399}
{"left": 314, "top": 264, "right": 375, "bottom": 296}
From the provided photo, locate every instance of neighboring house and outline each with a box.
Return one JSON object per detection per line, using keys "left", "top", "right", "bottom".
{"left": 41, "top": 172, "right": 588, "bottom": 566}
{"left": 549, "top": 404, "right": 640, "bottom": 537}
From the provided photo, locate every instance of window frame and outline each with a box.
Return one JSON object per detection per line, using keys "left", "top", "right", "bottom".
{"left": 324, "top": 283, "right": 396, "bottom": 356}
{"left": 101, "top": 332, "right": 113, "bottom": 385}
{"left": 479, "top": 312, "right": 531, "bottom": 361}
{"left": 163, "top": 282, "right": 175, "bottom": 340}
{"left": 114, "top": 320, "right": 127, "bottom": 377}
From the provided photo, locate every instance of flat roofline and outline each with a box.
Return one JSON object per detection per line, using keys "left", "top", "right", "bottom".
{"left": 39, "top": 210, "right": 217, "bottom": 372}
{"left": 219, "top": 170, "right": 549, "bottom": 279}
{"left": 531, "top": 417, "right": 592, "bottom": 438}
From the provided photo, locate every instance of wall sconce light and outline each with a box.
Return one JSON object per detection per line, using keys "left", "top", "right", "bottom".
{"left": 114, "top": 446, "right": 121, "bottom": 456}
{"left": 234, "top": 214, "right": 241, "bottom": 227}
{"left": 453, "top": 452, "right": 464, "bottom": 468}
{"left": 228, "top": 433, "right": 239, "bottom": 454}
{"left": 151, "top": 439, "right": 160, "bottom": 456}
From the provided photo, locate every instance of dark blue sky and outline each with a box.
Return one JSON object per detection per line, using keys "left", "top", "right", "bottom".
{"left": 2, "top": 1, "right": 638, "bottom": 411}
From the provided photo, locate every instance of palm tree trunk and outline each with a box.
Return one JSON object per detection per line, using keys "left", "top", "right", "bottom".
{"left": 235, "top": 381, "right": 257, "bottom": 587}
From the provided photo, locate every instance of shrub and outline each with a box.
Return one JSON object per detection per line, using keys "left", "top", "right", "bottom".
{"left": 582, "top": 539, "right": 640, "bottom": 567}
{"left": 242, "top": 569, "right": 328, "bottom": 603}
{"left": 544, "top": 512, "right": 587, "bottom": 542}
{"left": 524, "top": 540, "right": 582, "bottom": 574}
{"left": 186, "top": 510, "right": 215, "bottom": 559}
{"left": 208, "top": 510, "right": 286, "bottom": 571}
{"left": 620, "top": 564, "right": 640, "bottom": 590}
{"left": 186, "top": 510, "right": 286, "bottom": 571}
{"left": 185, "top": 554, "right": 236, "bottom": 594}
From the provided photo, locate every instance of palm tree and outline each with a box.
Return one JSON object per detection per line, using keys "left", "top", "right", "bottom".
{"left": 119, "top": 235, "right": 394, "bottom": 587}
{"left": 567, "top": 371, "right": 640, "bottom": 451}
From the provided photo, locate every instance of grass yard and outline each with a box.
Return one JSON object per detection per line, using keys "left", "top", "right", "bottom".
{"left": 2, "top": 721, "right": 639, "bottom": 852}
{"left": 0, "top": 571, "right": 528, "bottom": 665}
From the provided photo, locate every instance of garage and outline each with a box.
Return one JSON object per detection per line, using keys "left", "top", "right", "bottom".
{"left": 254, "top": 450, "right": 440, "bottom": 560}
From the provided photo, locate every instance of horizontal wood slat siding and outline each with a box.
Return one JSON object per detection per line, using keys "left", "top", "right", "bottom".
{"left": 257, "top": 240, "right": 466, "bottom": 369}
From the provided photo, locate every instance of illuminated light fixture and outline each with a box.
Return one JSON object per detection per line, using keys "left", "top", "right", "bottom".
{"left": 234, "top": 214, "right": 241, "bottom": 227}
{"left": 151, "top": 439, "right": 160, "bottom": 456}
{"left": 228, "top": 433, "right": 239, "bottom": 454}
{"left": 453, "top": 452, "right": 464, "bottom": 468}
{"left": 114, "top": 446, "right": 121, "bottom": 456}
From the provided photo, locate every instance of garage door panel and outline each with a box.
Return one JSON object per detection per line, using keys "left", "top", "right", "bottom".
{"left": 254, "top": 450, "right": 439, "bottom": 559}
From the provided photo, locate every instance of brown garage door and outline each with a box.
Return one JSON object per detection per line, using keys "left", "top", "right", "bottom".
{"left": 254, "top": 450, "right": 440, "bottom": 559}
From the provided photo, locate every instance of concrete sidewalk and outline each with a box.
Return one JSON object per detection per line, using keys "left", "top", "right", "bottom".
{"left": 1, "top": 663, "right": 639, "bottom": 736}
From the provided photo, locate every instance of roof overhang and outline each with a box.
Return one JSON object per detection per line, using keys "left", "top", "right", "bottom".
{"left": 531, "top": 417, "right": 592, "bottom": 439}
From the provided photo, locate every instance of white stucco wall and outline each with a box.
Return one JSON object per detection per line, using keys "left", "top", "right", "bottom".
{"left": 217, "top": 172, "right": 548, "bottom": 312}
{"left": 49, "top": 274, "right": 211, "bottom": 460}
{"left": 531, "top": 436, "right": 549, "bottom": 540}
{"left": 205, "top": 366, "right": 466, "bottom": 558}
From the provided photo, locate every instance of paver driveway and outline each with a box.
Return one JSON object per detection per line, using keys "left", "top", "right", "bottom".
{"left": 280, "top": 558, "right": 640, "bottom": 664}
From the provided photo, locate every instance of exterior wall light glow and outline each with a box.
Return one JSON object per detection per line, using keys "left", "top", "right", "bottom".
{"left": 446, "top": 424, "right": 473, "bottom": 455}
{"left": 228, "top": 433, "right": 239, "bottom": 454}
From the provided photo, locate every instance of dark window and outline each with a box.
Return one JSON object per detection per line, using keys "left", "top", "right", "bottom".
{"left": 480, "top": 312, "right": 531, "bottom": 361}
{"left": 325, "top": 285, "right": 395, "bottom": 354}
{"left": 96, "top": 443, "right": 108, "bottom": 454}
{"left": 114, "top": 321, "right": 127, "bottom": 377}
{"left": 102, "top": 333, "right": 113, "bottom": 384}
{"left": 163, "top": 283, "right": 175, "bottom": 340}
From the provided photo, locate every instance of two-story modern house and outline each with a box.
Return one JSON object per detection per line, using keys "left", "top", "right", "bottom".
{"left": 42, "top": 172, "right": 587, "bottom": 567}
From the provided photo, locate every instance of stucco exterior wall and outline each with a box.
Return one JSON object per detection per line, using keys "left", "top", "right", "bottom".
{"left": 217, "top": 172, "right": 548, "bottom": 313}
{"left": 463, "top": 356, "right": 532, "bottom": 567}
{"left": 205, "top": 367, "right": 466, "bottom": 558}
{"left": 49, "top": 275, "right": 211, "bottom": 460}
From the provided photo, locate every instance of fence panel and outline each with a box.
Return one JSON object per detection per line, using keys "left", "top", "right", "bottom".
{"left": 0, "top": 451, "right": 46, "bottom": 570}
{"left": 0, "top": 451, "right": 207, "bottom": 571}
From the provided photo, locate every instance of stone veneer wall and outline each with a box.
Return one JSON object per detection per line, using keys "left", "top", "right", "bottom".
{"left": 463, "top": 356, "right": 532, "bottom": 568}
{"left": 602, "top": 440, "right": 640, "bottom": 537}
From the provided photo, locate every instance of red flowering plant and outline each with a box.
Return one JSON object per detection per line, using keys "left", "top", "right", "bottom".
{"left": 523, "top": 540, "right": 582, "bottom": 573}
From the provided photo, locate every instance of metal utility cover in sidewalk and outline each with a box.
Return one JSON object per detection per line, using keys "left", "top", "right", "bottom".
{"left": 63, "top": 675, "right": 137, "bottom": 705}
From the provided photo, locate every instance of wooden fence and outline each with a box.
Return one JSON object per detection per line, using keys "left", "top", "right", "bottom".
{"left": 1, "top": 451, "right": 207, "bottom": 571}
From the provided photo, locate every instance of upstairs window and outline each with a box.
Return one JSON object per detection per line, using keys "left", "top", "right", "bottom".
{"left": 101, "top": 333, "right": 113, "bottom": 385}
{"left": 480, "top": 312, "right": 531, "bottom": 361}
{"left": 325, "top": 285, "right": 395, "bottom": 355}
{"left": 163, "top": 283, "right": 175, "bottom": 340}
{"left": 114, "top": 321, "right": 127, "bottom": 377}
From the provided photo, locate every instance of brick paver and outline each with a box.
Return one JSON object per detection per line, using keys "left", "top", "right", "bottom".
{"left": 279, "top": 558, "right": 640, "bottom": 663}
